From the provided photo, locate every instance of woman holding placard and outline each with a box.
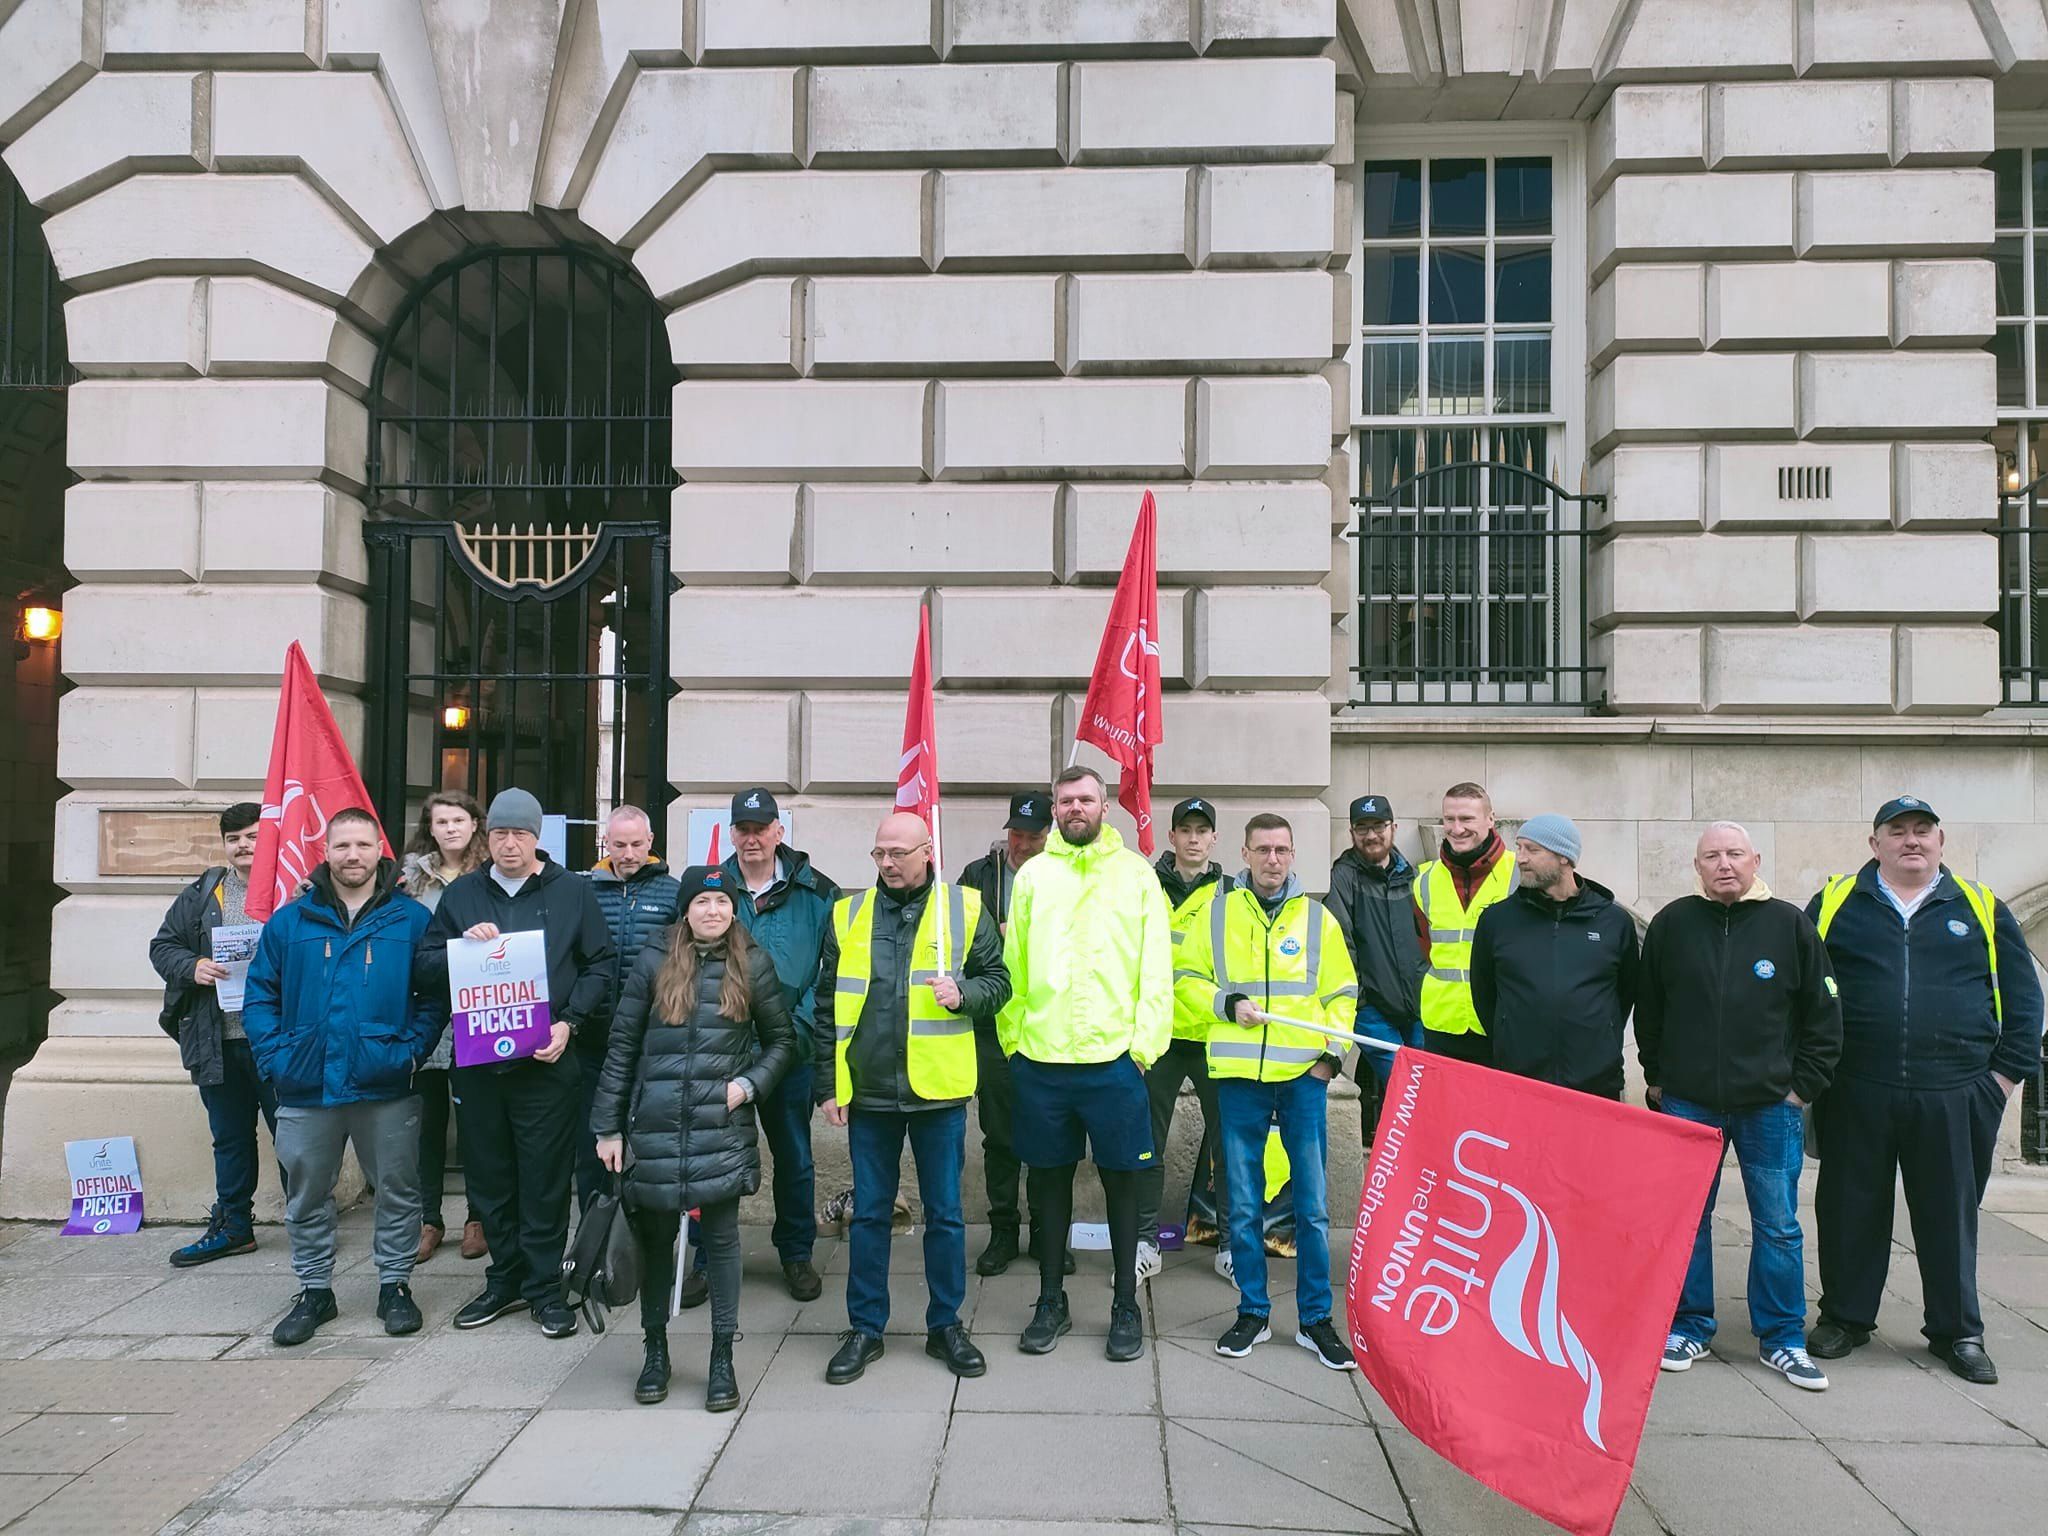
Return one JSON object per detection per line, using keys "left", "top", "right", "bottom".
{"left": 592, "top": 864, "right": 799, "bottom": 1411}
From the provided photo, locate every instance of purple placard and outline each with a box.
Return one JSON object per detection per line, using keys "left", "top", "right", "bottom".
{"left": 63, "top": 1137, "right": 144, "bottom": 1236}
{"left": 449, "top": 931, "right": 555, "bottom": 1068}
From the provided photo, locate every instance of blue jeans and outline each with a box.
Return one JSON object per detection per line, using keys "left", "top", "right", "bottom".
{"left": 692, "top": 1054, "right": 818, "bottom": 1273}
{"left": 196, "top": 1039, "right": 279, "bottom": 1226}
{"left": 846, "top": 1104, "right": 967, "bottom": 1335}
{"left": 1355, "top": 1004, "right": 1423, "bottom": 1086}
{"left": 1218, "top": 1074, "right": 1332, "bottom": 1326}
{"left": 1662, "top": 1095, "right": 1808, "bottom": 1352}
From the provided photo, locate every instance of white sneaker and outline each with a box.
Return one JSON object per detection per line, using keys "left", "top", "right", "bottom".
{"left": 1108, "top": 1240, "right": 1165, "bottom": 1288}
{"left": 1214, "top": 1247, "right": 1235, "bottom": 1284}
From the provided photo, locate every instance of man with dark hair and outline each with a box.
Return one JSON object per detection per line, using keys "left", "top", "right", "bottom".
{"left": 1002, "top": 765, "right": 1172, "bottom": 1364}
{"left": 149, "top": 801, "right": 279, "bottom": 1268}
{"left": 1325, "top": 793, "right": 1424, "bottom": 1143}
{"left": 242, "top": 808, "right": 442, "bottom": 1346}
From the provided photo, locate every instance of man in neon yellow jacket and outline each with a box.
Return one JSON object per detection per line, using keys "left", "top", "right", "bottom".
{"left": 1001, "top": 765, "right": 1172, "bottom": 1366}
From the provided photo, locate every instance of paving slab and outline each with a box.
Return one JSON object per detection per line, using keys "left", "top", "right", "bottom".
{"left": 1833, "top": 1442, "right": 2048, "bottom": 1536}
{"left": 188, "top": 1510, "right": 440, "bottom": 1535}
{"left": 227, "top": 1409, "right": 527, "bottom": 1507}
{"left": 1753, "top": 1348, "right": 2032, "bottom": 1443}
{"left": 791, "top": 1272, "right": 980, "bottom": 1337}
{"left": 32, "top": 1336, "right": 141, "bottom": 1360}
{"left": 684, "top": 1518, "right": 917, "bottom": 1536}
{"left": 438, "top": 1512, "right": 679, "bottom": 1536}
{"left": 1629, "top": 1433, "right": 1912, "bottom": 1536}
{"left": 1377, "top": 1427, "right": 1669, "bottom": 1536}
{"left": 1643, "top": 1356, "right": 1808, "bottom": 1438}
{"left": 748, "top": 1330, "right": 958, "bottom": 1413}
{"left": 0, "top": 1411, "right": 156, "bottom": 1474}
{"left": 695, "top": 1408, "right": 948, "bottom": 1519}
{"left": 545, "top": 1326, "right": 775, "bottom": 1413}
{"left": 967, "top": 1274, "right": 1111, "bottom": 1338}
{"left": 1162, "top": 1333, "right": 1371, "bottom": 1424}
{"left": 1164, "top": 1417, "right": 1406, "bottom": 1532}
{"left": 932, "top": 1410, "right": 1167, "bottom": 1523}
{"left": 0, "top": 1274, "right": 163, "bottom": 1335}
{"left": 130, "top": 1334, "right": 242, "bottom": 1360}
{"left": 461, "top": 1408, "right": 732, "bottom": 1509}
{"left": 934, "top": 1524, "right": 1170, "bottom": 1536}
{"left": 0, "top": 1471, "right": 72, "bottom": 1525}
{"left": 953, "top": 1333, "right": 1157, "bottom": 1415}
{"left": 342, "top": 1323, "right": 601, "bottom": 1411}
{"left": 1978, "top": 1216, "right": 2048, "bottom": 1255}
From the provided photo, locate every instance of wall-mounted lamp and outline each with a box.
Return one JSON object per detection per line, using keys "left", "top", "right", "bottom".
{"left": 442, "top": 704, "right": 471, "bottom": 731}
{"left": 18, "top": 605, "right": 60, "bottom": 644}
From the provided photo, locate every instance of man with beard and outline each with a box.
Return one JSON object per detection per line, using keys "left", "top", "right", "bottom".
{"left": 1002, "top": 767, "right": 1172, "bottom": 1364}
{"left": 1412, "top": 783, "right": 1513, "bottom": 1065}
{"left": 1325, "top": 794, "right": 1425, "bottom": 1141}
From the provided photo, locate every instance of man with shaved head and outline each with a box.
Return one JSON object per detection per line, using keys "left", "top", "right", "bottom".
{"left": 811, "top": 810, "right": 1011, "bottom": 1386}
{"left": 1637, "top": 821, "right": 1842, "bottom": 1392}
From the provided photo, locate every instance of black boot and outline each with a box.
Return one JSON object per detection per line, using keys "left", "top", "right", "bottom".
{"left": 706, "top": 1331, "right": 740, "bottom": 1413}
{"left": 976, "top": 1227, "right": 1020, "bottom": 1277}
{"left": 635, "top": 1330, "right": 671, "bottom": 1405}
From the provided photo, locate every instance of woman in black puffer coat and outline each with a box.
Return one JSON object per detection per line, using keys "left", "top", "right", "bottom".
{"left": 592, "top": 864, "right": 796, "bottom": 1411}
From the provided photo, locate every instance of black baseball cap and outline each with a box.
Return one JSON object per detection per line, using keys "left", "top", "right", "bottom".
{"left": 1349, "top": 794, "right": 1394, "bottom": 824}
{"left": 1005, "top": 792, "right": 1051, "bottom": 832}
{"left": 730, "top": 788, "right": 779, "bottom": 825}
{"left": 1873, "top": 795, "right": 1940, "bottom": 829}
{"left": 1171, "top": 797, "right": 1216, "bottom": 829}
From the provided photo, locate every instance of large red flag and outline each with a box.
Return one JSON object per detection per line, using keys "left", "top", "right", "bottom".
{"left": 1074, "top": 490, "right": 1162, "bottom": 853}
{"left": 895, "top": 604, "right": 943, "bottom": 871}
{"left": 1348, "top": 1051, "right": 1723, "bottom": 1536}
{"left": 248, "top": 642, "right": 389, "bottom": 920}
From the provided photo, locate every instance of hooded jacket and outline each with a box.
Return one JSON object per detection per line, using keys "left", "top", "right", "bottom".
{"left": 1000, "top": 824, "right": 1173, "bottom": 1069}
{"left": 1326, "top": 846, "right": 1425, "bottom": 1027}
{"left": 414, "top": 852, "right": 614, "bottom": 1073}
{"left": 1637, "top": 880, "right": 1842, "bottom": 1112}
{"left": 587, "top": 856, "right": 683, "bottom": 1053}
{"left": 241, "top": 861, "right": 442, "bottom": 1109}
{"left": 720, "top": 846, "right": 840, "bottom": 1061}
{"left": 960, "top": 842, "right": 1030, "bottom": 1040}
{"left": 149, "top": 865, "right": 239, "bottom": 1088}
{"left": 1155, "top": 852, "right": 1225, "bottom": 1042}
{"left": 1470, "top": 875, "right": 1639, "bottom": 1098}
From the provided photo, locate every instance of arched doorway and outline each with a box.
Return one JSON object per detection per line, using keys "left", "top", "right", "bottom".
{"left": 363, "top": 246, "right": 677, "bottom": 866}
{"left": 0, "top": 158, "right": 68, "bottom": 1068}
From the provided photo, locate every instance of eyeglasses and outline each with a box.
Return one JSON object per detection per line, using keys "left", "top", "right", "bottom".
{"left": 871, "top": 844, "right": 931, "bottom": 864}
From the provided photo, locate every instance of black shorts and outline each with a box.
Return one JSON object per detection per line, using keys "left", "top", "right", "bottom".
{"left": 1009, "top": 1054, "right": 1154, "bottom": 1171}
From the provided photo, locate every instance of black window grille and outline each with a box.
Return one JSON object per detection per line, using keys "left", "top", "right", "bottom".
{"left": 1, "top": 161, "right": 71, "bottom": 392}
{"left": 1998, "top": 470, "right": 2048, "bottom": 705}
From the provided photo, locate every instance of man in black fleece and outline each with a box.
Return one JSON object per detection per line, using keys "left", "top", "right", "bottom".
{"left": 1325, "top": 794, "right": 1425, "bottom": 1142}
{"left": 1637, "top": 821, "right": 1841, "bottom": 1392}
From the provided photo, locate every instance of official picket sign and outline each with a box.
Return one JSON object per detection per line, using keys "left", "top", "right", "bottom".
{"left": 62, "top": 1136, "right": 144, "bottom": 1236}
{"left": 448, "top": 930, "right": 554, "bottom": 1068}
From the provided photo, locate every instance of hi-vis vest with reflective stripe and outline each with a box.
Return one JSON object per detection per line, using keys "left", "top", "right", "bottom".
{"left": 1165, "top": 879, "right": 1224, "bottom": 1041}
{"left": 1416, "top": 855, "right": 1516, "bottom": 1038}
{"left": 1180, "top": 884, "right": 1358, "bottom": 1082}
{"left": 1815, "top": 873, "right": 2003, "bottom": 1024}
{"left": 831, "top": 882, "right": 981, "bottom": 1105}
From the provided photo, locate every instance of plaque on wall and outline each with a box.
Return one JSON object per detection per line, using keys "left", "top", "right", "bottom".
{"left": 97, "top": 811, "right": 223, "bottom": 877}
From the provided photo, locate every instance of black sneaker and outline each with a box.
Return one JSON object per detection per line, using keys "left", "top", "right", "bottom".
{"left": 377, "top": 1281, "right": 423, "bottom": 1336}
{"left": 679, "top": 1267, "right": 710, "bottom": 1310}
{"left": 1018, "top": 1292, "right": 1072, "bottom": 1355}
{"left": 1297, "top": 1318, "right": 1358, "bottom": 1372}
{"left": 272, "top": 1288, "right": 337, "bottom": 1347}
{"left": 169, "top": 1205, "right": 257, "bottom": 1269}
{"left": 976, "top": 1228, "right": 1020, "bottom": 1277}
{"left": 1105, "top": 1300, "right": 1145, "bottom": 1363}
{"left": 536, "top": 1300, "right": 579, "bottom": 1338}
{"left": 453, "top": 1287, "right": 529, "bottom": 1330}
{"left": 827, "top": 1329, "right": 885, "bottom": 1384}
{"left": 1215, "top": 1312, "right": 1272, "bottom": 1358}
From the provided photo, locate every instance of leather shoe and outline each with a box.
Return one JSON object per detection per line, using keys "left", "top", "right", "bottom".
{"left": 784, "top": 1260, "right": 823, "bottom": 1302}
{"left": 827, "top": 1329, "right": 885, "bottom": 1384}
{"left": 1806, "top": 1321, "right": 1869, "bottom": 1360}
{"left": 415, "top": 1224, "right": 443, "bottom": 1265}
{"left": 976, "top": 1228, "right": 1020, "bottom": 1277}
{"left": 926, "top": 1324, "right": 987, "bottom": 1378}
{"left": 1933, "top": 1337, "right": 1998, "bottom": 1385}
{"left": 459, "top": 1220, "right": 487, "bottom": 1260}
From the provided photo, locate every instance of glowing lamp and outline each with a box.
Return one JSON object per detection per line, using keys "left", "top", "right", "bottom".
{"left": 442, "top": 705, "right": 471, "bottom": 730}
{"left": 19, "top": 606, "right": 60, "bottom": 643}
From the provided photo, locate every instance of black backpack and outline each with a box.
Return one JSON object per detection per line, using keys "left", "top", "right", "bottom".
{"left": 560, "top": 1176, "right": 640, "bottom": 1334}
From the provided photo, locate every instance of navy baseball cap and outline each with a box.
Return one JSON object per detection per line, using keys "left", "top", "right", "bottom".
{"left": 1171, "top": 797, "right": 1216, "bottom": 829}
{"left": 730, "top": 788, "right": 779, "bottom": 824}
{"left": 1349, "top": 794, "right": 1395, "bottom": 824}
{"left": 1005, "top": 792, "right": 1051, "bottom": 832}
{"left": 1873, "top": 795, "right": 1940, "bottom": 829}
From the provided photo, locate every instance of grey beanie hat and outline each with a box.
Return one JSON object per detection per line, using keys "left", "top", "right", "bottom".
{"left": 1516, "top": 812, "right": 1581, "bottom": 865}
{"left": 485, "top": 787, "right": 544, "bottom": 835}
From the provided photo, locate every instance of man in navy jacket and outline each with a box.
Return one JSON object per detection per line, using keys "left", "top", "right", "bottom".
{"left": 1805, "top": 796, "right": 2045, "bottom": 1385}
{"left": 242, "top": 808, "right": 441, "bottom": 1349}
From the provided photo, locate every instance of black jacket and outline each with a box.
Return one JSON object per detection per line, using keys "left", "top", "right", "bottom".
{"left": 960, "top": 846, "right": 1028, "bottom": 1039}
{"left": 1471, "top": 876, "right": 1639, "bottom": 1099}
{"left": 1154, "top": 853, "right": 1222, "bottom": 911}
{"left": 589, "top": 937, "right": 798, "bottom": 1212}
{"left": 1637, "top": 891, "right": 1842, "bottom": 1112}
{"left": 813, "top": 875, "right": 1011, "bottom": 1111}
{"left": 149, "top": 866, "right": 237, "bottom": 1088}
{"left": 1805, "top": 863, "right": 2045, "bottom": 1090}
{"left": 414, "top": 853, "right": 614, "bottom": 1073}
{"left": 587, "top": 858, "right": 682, "bottom": 1053}
{"left": 1326, "top": 847, "right": 1426, "bottom": 1025}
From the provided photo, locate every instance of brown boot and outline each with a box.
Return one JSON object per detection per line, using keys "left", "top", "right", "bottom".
{"left": 460, "top": 1220, "right": 488, "bottom": 1260}
{"left": 416, "top": 1224, "right": 444, "bottom": 1265}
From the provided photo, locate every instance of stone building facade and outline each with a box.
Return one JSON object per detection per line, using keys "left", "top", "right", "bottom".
{"left": 0, "top": 0, "right": 2045, "bottom": 1216}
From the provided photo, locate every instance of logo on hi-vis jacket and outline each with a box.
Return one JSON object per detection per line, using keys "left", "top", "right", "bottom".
{"left": 1279, "top": 936, "right": 1303, "bottom": 957}
{"left": 1752, "top": 959, "right": 1776, "bottom": 980}
{"left": 1948, "top": 918, "right": 1970, "bottom": 937}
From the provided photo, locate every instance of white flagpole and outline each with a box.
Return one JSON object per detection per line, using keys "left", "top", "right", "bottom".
{"left": 1248, "top": 1009, "right": 1400, "bottom": 1055}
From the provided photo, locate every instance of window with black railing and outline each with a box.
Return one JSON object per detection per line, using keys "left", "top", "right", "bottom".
{"left": 1991, "top": 141, "right": 2048, "bottom": 705}
{"left": 1, "top": 161, "right": 72, "bottom": 392}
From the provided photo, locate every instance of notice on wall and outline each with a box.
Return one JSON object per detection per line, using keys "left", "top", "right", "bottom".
{"left": 449, "top": 930, "right": 554, "bottom": 1068}
{"left": 210, "top": 923, "right": 264, "bottom": 1014}
{"left": 63, "top": 1137, "right": 144, "bottom": 1236}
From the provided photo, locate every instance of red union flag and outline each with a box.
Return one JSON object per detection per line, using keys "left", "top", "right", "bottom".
{"left": 895, "top": 604, "right": 943, "bottom": 869}
{"left": 1074, "top": 490, "right": 1162, "bottom": 853}
{"left": 248, "top": 642, "right": 389, "bottom": 920}
{"left": 1348, "top": 1050, "right": 1723, "bottom": 1536}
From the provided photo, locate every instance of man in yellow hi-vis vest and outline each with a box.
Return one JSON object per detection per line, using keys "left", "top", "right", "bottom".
{"left": 1175, "top": 811, "right": 1360, "bottom": 1373}
{"left": 813, "top": 812, "right": 1010, "bottom": 1387}
{"left": 1412, "top": 781, "right": 1515, "bottom": 1065}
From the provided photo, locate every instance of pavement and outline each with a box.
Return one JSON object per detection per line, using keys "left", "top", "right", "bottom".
{"left": 2, "top": 1171, "right": 2048, "bottom": 1535}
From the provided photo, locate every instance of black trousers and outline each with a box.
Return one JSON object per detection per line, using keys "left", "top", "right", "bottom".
{"left": 413, "top": 1067, "right": 478, "bottom": 1233}
{"left": 454, "top": 1059, "right": 580, "bottom": 1308}
{"left": 1423, "top": 1027, "right": 1493, "bottom": 1067}
{"left": 975, "top": 1028, "right": 1028, "bottom": 1234}
{"left": 1137, "top": 1038, "right": 1224, "bottom": 1245}
{"left": 1814, "top": 1072, "right": 2005, "bottom": 1345}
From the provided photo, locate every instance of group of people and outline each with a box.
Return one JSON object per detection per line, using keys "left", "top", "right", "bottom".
{"left": 146, "top": 769, "right": 2043, "bottom": 1411}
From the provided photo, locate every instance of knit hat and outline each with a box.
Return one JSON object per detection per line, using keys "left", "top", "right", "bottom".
{"left": 676, "top": 864, "right": 729, "bottom": 910}
{"left": 1516, "top": 813, "right": 1581, "bottom": 865}
{"left": 485, "top": 787, "right": 544, "bottom": 836}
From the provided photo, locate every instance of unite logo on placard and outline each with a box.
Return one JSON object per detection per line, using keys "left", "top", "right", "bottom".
{"left": 481, "top": 939, "right": 512, "bottom": 976}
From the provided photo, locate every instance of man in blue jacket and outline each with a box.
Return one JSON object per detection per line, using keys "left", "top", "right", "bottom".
{"left": 1805, "top": 796, "right": 2046, "bottom": 1386}
{"left": 242, "top": 808, "right": 442, "bottom": 1348}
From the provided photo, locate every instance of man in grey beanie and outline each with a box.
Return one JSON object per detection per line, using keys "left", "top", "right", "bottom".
{"left": 1469, "top": 813, "right": 1639, "bottom": 1099}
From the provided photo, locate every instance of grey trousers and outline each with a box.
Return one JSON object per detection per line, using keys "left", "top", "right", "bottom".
{"left": 276, "top": 1097, "right": 424, "bottom": 1288}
